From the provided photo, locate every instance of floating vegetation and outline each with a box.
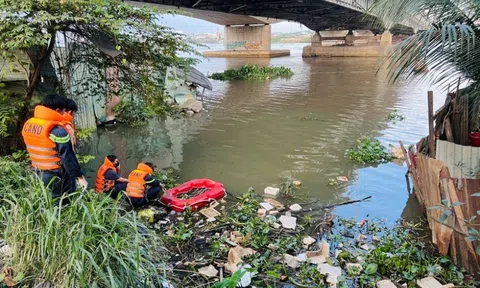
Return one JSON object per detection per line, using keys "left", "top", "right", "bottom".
{"left": 386, "top": 109, "right": 405, "bottom": 122}
{"left": 345, "top": 136, "right": 392, "bottom": 164}
{"left": 210, "top": 64, "right": 293, "bottom": 81}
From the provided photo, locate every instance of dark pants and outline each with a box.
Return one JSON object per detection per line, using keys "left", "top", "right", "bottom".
{"left": 109, "top": 182, "right": 128, "bottom": 200}
{"left": 36, "top": 169, "right": 76, "bottom": 206}
{"left": 128, "top": 186, "right": 162, "bottom": 208}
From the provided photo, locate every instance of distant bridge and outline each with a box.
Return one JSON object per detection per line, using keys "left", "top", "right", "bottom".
{"left": 129, "top": 0, "right": 428, "bottom": 32}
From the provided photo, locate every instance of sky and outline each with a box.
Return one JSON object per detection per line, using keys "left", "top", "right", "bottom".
{"left": 158, "top": 14, "right": 311, "bottom": 35}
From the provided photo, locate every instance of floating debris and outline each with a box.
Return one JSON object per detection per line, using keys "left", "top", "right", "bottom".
{"left": 289, "top": 203, "right": 302, "bottom": 211}
{"left": 317, "top": 263, "right": 342, "bottom": 286}
{"left": 292, "top": 180, "right": 302, "bottom": 187}
{"left": 259, "top": 202, "right": 274, "bottom": 211}
{"left": 263, "top": 198, "right": 284, "bottom": 208}
{"left": 282, "top": 254, "right": 301, "bottom": 269}
{"left": 279, "top": 215, "right": 297, "bottom": 230}
{"left": 198, "top": 265, "right": 218, "bottom": 278}
{"left": 302, "top": 236, "right": 316, "bottom": 246}
{"left": 199, "top": 207, "right": 220, "bottom": 219}
{"left": 264, "top": 186, "right": 280, "bottom": 196}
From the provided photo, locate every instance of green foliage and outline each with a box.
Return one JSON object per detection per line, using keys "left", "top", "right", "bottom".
{"left": 345, "top": 136, "right": 392, "bottom": 164}
{"left": 279, "top": 178, "right": 297, "bottom": 201}
{"left": 359, "top": 225, "right": 474, "bottom": 287}
{"left": 0, "top": 0, "right": 198, "bottom": 146}
{"left": 77, "top": 154, "right": 95, "bottom": 164}
{"left": 0, "top": 161, "right": 162, "bottom": 287}
{"left": 369, "top": 1, "right": 480, "bottom": 128}
{"left": 75, "top": 127, "right": 96, "bottom": 141}
{"left": 0, "top": 88, "right": 24, "bottom": 138}
{"left": 210, "top": 64, "right": 293, "bottom": 81}
{"left": 153, "top": 168, "right": 179, "bottom": 190}
{"left": 211, "top": 270, "right": 245, "bottom": 288}
{"left": 113, "top": 98, "right": 154, "bottom": 126}
{"left": 386, "top": 109, "right": 406, "bottom": 122}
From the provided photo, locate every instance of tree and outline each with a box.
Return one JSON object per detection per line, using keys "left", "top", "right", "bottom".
{"left": 369, "top": 0, "right": 480, "bottom": 129}
{"left": 0, "top": 0, "right": 196, "bottom": 150}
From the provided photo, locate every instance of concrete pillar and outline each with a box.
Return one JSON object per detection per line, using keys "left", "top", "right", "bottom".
{"left": 224, "top": 24, "right": 271, "bottom": 50}
{"left": 380, "top": 31, "right": 392, "bottom": 46}
{"left": 345, "top": 30, "right": 355, "bottom": 46}
{"left": 312, "top": 31, "right": 322, "bottom": 47}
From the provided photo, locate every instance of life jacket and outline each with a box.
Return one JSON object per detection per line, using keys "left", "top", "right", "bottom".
{"left": 126, "top": 163, "right": 153, "bottom": 198}
{"left": 95, "top": 157, "right": 119, "bottom": 193}
{"left": 62, "top": 112, "right": 76, "bottom": 148}
{"left": 22, "top": 105, "right": 65, "bottom": 171}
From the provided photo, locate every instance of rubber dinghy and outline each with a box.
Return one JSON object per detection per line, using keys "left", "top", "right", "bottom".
{"left": 160, "top": 178, "right": 225, "bottom": 212}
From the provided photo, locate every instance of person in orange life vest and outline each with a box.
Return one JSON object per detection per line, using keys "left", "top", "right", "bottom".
{"left": 95, "top": 155, "right": 128, "bottom": 199}
{"left": 125, "top": 162, "right": 163, "bottom": 208}
{"left": 22, "top": 94, "right": 88, "bottom": 205}
{"left": 63, "top": 98, "right": 78, "bottom": 148}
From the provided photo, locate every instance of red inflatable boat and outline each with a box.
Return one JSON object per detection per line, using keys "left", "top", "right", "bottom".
{"left": 160, "top": 178, "right": 225, "bottom": 212}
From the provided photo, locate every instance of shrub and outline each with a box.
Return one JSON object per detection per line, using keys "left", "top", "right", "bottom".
{"left": 210, "top": 64, "right": 293, "bottom": 81}
{"left": 113, "top": 98, "right": 154, "bottom": 127}
{"left": 345, "top": 136, "right": 392, "bottom": 164}
{"left": 0, "top": 164, "right": 163, "bottom": 287}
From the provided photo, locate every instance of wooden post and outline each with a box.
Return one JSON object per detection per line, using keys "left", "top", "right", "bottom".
{"left": 428, "top": 91, "right": 436, "bottom": 158}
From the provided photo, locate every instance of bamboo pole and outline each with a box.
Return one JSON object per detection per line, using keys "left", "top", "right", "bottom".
{"left": 428, "top": 91, "right": 436, "bottom": 158}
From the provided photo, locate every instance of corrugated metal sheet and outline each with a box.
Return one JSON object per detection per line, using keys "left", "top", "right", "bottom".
{"left": 51, "top": 47, "right": 105, "bottom": 129}
{"left": 436, "top": 140, "right": 480, "bottom": 179}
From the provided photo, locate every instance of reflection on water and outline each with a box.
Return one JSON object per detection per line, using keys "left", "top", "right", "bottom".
{"left": 81, "top": 44, "right": 445, "bottom": 222}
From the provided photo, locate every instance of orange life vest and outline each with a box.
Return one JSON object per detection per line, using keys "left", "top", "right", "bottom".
{"left": 62, "top": 112, "right": 76, "bottom": 147}
{"left": 95, "top": 157, "right": 119, "bottom": 193}
{"left": 126, "top": 163, "right": 153, "bottom": 198}
{"left": 22, "top": 105, "right": 65, "bottom": 171}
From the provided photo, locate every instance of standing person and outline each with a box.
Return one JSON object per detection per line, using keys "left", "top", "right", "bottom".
{"left": 125, "top": 162, "right": 162, "bottom": 208}
{"left": 22, "top": 94, "right": 88, "bottom": 205}
{"left": 63, "top": 98, "right": 78, "bottom": 148}
{"left": 95, "top": 155, "right": 128, "bottom": 199}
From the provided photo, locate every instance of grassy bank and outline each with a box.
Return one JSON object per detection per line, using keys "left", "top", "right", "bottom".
{"left": 0, "top": 159, "right": 164, "bottom": 287}
{"left": 210, "top": 64, "right": 293, "bottom": 81}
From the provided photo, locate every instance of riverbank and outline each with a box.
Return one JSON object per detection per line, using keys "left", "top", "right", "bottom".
{"left": 0, "top": 158, "right": 477, "bottom": 287}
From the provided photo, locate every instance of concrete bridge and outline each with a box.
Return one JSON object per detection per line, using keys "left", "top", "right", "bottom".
{"left": 129, "top": 0, "right": 428, "bottom": 57}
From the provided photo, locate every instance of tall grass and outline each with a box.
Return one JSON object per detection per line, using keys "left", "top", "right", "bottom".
{"left": 0, "top": 159, "right": 164, "bottom": 287}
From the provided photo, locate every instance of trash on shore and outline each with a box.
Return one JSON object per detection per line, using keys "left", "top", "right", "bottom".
{"left": 134, "top": 191, "right": 475, "bottom": 287}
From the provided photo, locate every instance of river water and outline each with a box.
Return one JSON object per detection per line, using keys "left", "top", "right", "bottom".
{"left": 82, "top": 43, "right": 445, "bottom": 222}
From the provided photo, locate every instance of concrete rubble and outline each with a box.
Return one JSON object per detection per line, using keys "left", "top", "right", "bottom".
{"left": 179, "top": 99, "right": 203, "bottom": 113}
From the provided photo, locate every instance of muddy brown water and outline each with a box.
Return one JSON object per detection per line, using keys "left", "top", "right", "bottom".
{"left": 81, "top": 43, "right": 445, "bottom": 223}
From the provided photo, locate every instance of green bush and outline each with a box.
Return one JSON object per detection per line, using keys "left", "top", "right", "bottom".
{"left": 345, "top": 136, "right": 392, "bottom": 164}
{"left": 113, "top": 98, "right": 154, "bottom": 127}
{"left": 153, "top": 168, "right": 179, "bottom": 190}
{"left": 0, "top": 163, "right": 163, "bottom": 287}
{"left": 210, "top": 64, "right": 293, "bottom": 81}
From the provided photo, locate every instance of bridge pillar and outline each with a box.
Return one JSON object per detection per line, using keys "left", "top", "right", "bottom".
{"left": 312, "top": 32, "right": 322, "bottom": 47}
{"left": 203, "top": 24, "right": 290, "bottom": 58}
{"left": 345, "top": 30, "right": 355, "bottom": 46}
{"left": 380, "top": 31, "right": 393, "bottom": 46}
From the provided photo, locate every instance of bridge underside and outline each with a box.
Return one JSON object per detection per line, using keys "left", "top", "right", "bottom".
{"left": 137, "top": 0, "right": 381, "bottom": 31}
